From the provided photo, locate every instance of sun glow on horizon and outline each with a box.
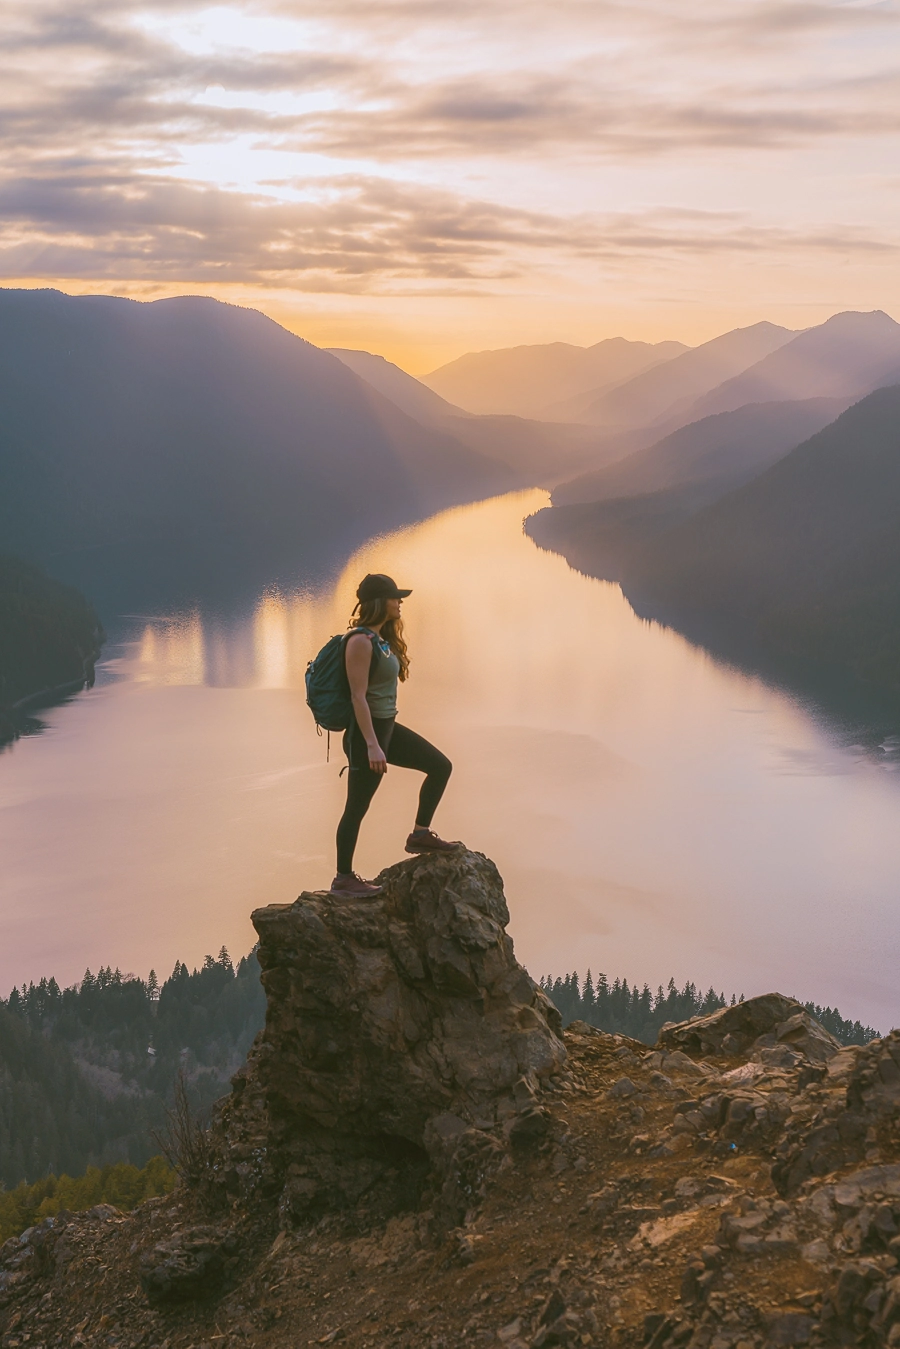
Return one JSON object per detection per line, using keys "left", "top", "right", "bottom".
{"left": 1, "top": 0, "right": 898, "bottom": 362}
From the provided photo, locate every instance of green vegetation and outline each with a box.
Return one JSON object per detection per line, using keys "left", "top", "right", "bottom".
{"left": 0, "top": 1004, "right": 145, "bottom": 1190}
{"left": 2, "top": 945, "right": 881, "bottom": 1205}
{"left": 0, "top": 949, "right": 265, "bottom": 1189}
{"left": 541, "top": 971, "right": 882, "bottom": 1046}
{"left": 0, "top": 1156, "right": 176, "bottom": 1244}
{"left": 0, "top": 552, "right": 103, "bottom": 745}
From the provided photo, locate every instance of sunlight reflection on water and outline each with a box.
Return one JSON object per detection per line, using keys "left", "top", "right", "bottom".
{"left": 2, "top": 491, "right": 899, "bottom": 1030}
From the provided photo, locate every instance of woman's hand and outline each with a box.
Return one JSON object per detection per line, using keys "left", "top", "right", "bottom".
{"left": 367, "top": 741, "right": 388, "bottom": 775}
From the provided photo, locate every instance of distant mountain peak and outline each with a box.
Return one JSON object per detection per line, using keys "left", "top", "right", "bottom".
{"left": 421, "top": 336, "right": 689, "bottom": 419}
{"left": 815, "top": 308, "right": 899, "bottom": 332}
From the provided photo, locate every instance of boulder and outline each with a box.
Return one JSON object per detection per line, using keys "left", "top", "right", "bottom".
{"left": 658, "top": 993, "right": 841, "bottom": 1063}
{"left": 253, "top": 848, "right": 564, "bottom": 1137}
{"left": 139, "top": 1226, "right": 239, "bottom": 1305}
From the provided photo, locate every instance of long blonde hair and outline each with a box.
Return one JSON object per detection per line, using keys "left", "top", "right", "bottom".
{"left": 351, "top": 598, "right": 410, "bottom": 681}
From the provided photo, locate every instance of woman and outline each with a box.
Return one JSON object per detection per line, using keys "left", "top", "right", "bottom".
{"left": 330, "top": 572, "right": 459, "bottom": 897}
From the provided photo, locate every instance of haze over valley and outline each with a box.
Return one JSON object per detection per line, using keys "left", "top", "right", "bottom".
{"left": 2, "top": 289, "right": 900, "bottom": 1040}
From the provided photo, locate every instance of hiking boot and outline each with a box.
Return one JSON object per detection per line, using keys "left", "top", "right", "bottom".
{"left": 329, "top": 872, "right": 383, "bottom": 898}
{"left": 405, "top": 828, "right": 462, "bottom": 855}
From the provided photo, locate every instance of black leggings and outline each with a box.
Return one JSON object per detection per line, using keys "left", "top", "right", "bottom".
{"left": 335, "top": 718, "right": 452, "bottom": 874}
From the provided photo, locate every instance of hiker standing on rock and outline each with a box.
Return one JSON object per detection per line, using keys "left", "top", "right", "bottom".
{"left": 330, "top": 573, "right": 459, "bottom": 897}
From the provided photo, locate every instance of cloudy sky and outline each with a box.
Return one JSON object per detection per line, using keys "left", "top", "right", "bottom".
{"left": 3, "top": 0, "right": 899, "bottom": 368}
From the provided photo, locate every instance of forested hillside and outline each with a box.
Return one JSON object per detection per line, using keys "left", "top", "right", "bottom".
{"left": 0, "top": 1157, "right": 175, "bottom": 1243}
{"left": 625, "top": 384, "right": 900, "bottom": 703}
{"left": 0, "top": 949, "right": 265, "bottom": 1188}
{"left": 552, "top": 397, "right": 846, "bottom": 506}
{"left": 3, "top": 946, "right": 883, "bottom": 1192}
{"left": 0, "top": 553, "right": 103, "bottom": 745}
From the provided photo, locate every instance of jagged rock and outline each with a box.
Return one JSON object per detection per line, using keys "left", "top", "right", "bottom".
{"left": 819, "top": 1259, "right": 900, "bottom": 1345}
{"left": 772, "top": 1030, "right": 900, "bottom": 1196}
{"left": 506, "top": 1105, "right": 553, "bottom": 1148}
{"left": 658, "top": 993, "right": 841, "bottom": 1063}
{"left": 139, "top": 1225, "right": 239, "bottom": 1304}
{"left": 210, "top": 849, "right": 565, "bottom": 1220}
{"left": 0, "top": 1206, "right": 128, "bottom": 1306}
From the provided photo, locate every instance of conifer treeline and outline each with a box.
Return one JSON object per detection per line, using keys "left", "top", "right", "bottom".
{"left": 0, "top": 949, "right": 265, "bottom": 1188}
{"left": 1, "top": 948, "right": 882, "bottom": 1191}
{"left": 0, "top": 1157, "right": 175, "bottom": 1244}
{"left": 539, "top": 971, "right": 881, "bottom": 1047}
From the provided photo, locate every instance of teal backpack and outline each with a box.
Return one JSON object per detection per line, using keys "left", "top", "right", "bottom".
{"left": 305, "top": 628, "right": 379, "bottom": 737}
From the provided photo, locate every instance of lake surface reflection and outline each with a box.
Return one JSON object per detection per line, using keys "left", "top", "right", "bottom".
{"left": 2, "top": 491, "right": 899, "bottom": 1030}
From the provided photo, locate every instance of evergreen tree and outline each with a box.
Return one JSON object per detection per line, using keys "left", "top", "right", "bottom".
{"left": 0, "top": 947, "right": 266, "bottom": 1188}
{"left": 540, "top": 969, "right": 881, "bottom": 1046}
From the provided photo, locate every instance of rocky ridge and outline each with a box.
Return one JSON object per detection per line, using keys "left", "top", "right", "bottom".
{"left": 1, "top": 850, "right": 898, "bottom": 1349}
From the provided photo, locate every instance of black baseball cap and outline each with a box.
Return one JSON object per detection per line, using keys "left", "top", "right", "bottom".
{"left": 355, "top": 573, "right": 412, "bottom": 602}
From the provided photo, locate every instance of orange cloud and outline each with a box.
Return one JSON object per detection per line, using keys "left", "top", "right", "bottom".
{"left": 2, "top": 0, "right": 899, "bottom": 361}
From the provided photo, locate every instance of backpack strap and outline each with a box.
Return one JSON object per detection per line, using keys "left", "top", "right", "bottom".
{"left": 342, "top": 626, "right": 381, "bottom": 665}
{"left": 342, "top": 627, "right": 382, "bottom": 701}
{"left": 340, "top": 629, "right": 382, "bottom": 755}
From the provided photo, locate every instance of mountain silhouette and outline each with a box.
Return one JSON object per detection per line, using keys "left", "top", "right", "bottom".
{"left": 0, "top": 290, "right": 515, "bottom": 614}
{"left": 552, "top": 396, "right": 848, "bottom": 505}
{"left": 577, "top": 322, "right": 796, "bottom": 430}
{"left": 682, "top": 310, "right": 900, "bottom": 422}
{"left": 624, "top": 384, "right": 900, "bottom": 701}
{"left": 328, "top": 346, "right": 614, "bottom": 485}
{"left": 421, "top": 337, "right": 688, "bottom": 419}
{"left": 328, "top": 347, "right": 467, "bottom": 425}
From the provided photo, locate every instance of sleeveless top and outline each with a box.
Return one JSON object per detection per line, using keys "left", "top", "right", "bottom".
{"left": 354, "top": 631, "right": 400, "bottom": 718}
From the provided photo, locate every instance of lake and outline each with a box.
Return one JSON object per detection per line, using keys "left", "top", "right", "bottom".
{"left": 1, "top": 490, "right": 898, "bottom": 1030}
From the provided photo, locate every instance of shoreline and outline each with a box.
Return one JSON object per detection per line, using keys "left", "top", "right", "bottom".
{"left": 0, "top": 643, "right": 103, "bottom": 749}
{"left": 525, "top": 507, "right": 900, "bottom": 747}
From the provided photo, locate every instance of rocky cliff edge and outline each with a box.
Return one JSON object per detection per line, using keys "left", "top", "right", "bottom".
{"left": 2, "top": 850, "right": 899, "bottom": 1349}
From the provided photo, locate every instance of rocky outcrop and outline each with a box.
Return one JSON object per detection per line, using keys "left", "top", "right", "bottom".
{"left": 659, "top": 993, "right": 842, "bottom": 1067}
{"left": 632, "top": 1018, "right": 900, "bottom": 1349}
{"left": 773, "top": 1029, "right": 900, "bottom": 1196}
{"left": 2, "top": 857, "right": 896, "bottom": 1349}
{"left": 209, "top": 848, "right": 566, "bottom": 1223}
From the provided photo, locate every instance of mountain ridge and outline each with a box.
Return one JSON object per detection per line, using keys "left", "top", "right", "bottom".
{"left": 619, "top": 385, "right": 900, "bottom": 714}
{"left": 529, "top": 381, "right": 900, "bottom": 721}
{"left": 577, "top": 321, "right": 797, "bottom": 430}
{"left": 422, "top": 336, "right": 689, "bottom": 418}
{"left": 682, "top": 309, "right": 900, "bottom": 422}
{"left": 328, "top": 345, "right": 610, "bottom": 483}
{"left": 552, "top": 396, "right": 849, "bottom": 506}
{"left": 0, "top": 289, "right": 516, "bottom": 615}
